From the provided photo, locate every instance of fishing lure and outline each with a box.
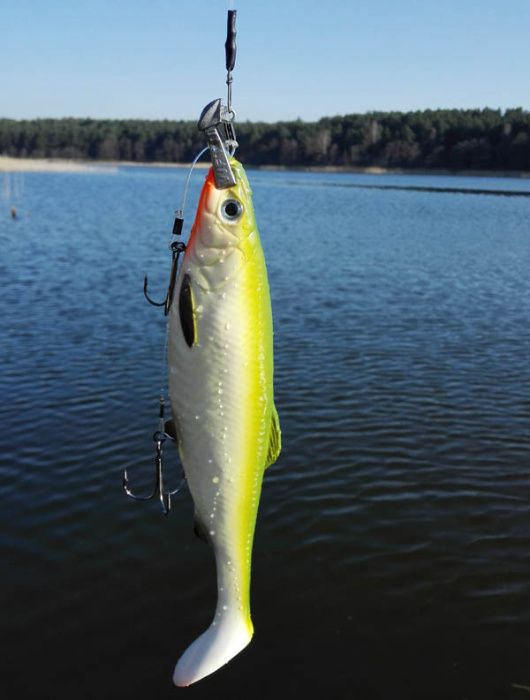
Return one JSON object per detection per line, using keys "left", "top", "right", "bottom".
{"left": 123, "top": 10, "right": 281, "bottom": 687}
{"left": 169, "top": 153, "right": 281, "bottom": 686}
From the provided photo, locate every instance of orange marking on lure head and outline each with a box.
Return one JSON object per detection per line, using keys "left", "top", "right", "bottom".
{"left": 187, "top": 168, "right": 216, "bottom": 248}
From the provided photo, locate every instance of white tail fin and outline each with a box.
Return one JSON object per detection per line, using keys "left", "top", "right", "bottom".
{"left": 173, "top": 612, "right": 253, "bottom": 687}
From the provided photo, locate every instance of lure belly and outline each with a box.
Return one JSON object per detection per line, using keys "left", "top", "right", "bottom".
{"left": 168, "top": 159, "right": 281, "bottom": 686}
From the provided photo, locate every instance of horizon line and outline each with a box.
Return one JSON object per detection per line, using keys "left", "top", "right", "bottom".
{"left": 1, "top": 106, "right": 529, "bottom": 125}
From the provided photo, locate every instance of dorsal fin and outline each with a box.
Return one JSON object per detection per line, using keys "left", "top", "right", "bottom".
{"left": 265, "top": 405, "right": 281, "bottom": 469}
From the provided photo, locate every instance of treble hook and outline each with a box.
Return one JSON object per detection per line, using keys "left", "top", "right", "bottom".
{"left": 144, "top": 240, "right": 186, "bottom": 315}
{"left": 123, "top": 400, "right": 185, "bottom": 515}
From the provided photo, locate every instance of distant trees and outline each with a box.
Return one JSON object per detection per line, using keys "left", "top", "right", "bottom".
{"left": 1, "top": 109, "right": 529, "bottom": 171}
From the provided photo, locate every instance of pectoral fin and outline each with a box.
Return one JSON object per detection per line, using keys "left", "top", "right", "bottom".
{"left": 179, "top": 274, "right": 197, "bottom": 348}
{"left": 164, "top": 419, "right": 177, "bottom": 441}
{"left": 193, "top": 512, "right": 211, "bottom": 546}
{"left": 265, "top": 405, "right": 281, "bottom": 469}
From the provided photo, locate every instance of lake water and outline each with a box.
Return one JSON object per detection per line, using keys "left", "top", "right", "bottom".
{"left": 1, "top": 166, "right": 530, "bottom": 699}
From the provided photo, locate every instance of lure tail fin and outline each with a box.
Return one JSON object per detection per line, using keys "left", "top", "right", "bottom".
{"left": 173, "top": 612, "right": 253, "bottom": 687}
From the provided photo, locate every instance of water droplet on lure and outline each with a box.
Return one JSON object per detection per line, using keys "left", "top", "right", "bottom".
{"left": 212, "top": 476, "right": 220, "bottom": 484}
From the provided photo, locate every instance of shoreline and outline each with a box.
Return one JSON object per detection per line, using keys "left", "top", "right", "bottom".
{"left": 1, "top": 155, "right": 529, "bottom": 179}
{"left": 257, "top": 164, "right": 530, "bottom": 179}
{"left": 0, "top": 156, "right": 116, "bottom": 173}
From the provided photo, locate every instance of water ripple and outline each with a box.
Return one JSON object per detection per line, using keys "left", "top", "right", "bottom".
{"left": 1, "top": 168, "right": 530, "bottom": 698}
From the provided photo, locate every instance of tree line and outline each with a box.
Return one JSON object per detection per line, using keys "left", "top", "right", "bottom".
{"left": 1, "top": 108, "right": 529, "bottom": 171}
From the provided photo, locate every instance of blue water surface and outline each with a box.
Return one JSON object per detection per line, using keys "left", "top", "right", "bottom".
{"left": 1, "top": 166, "right": 530, "bottom": 699}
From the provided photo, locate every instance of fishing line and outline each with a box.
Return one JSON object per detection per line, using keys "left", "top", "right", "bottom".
{"left": 154, "top": 0, "right": 237, "bottom": 427}
{"left": 124, "top": 7, "right": 239, "bottom": 513}
{"left": 178, "top": 146, "right": 209, "bottom": 227}
{"left": 156, "top": 145, "right": 210, "bottom": 422}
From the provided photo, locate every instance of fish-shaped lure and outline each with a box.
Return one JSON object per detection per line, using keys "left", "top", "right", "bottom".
{"left": 168, "top": 158, "right": 281, "bottom": 686}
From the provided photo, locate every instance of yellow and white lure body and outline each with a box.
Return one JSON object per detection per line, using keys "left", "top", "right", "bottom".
{"left": 168, "top": 158, "right": 281, "bottom": 686}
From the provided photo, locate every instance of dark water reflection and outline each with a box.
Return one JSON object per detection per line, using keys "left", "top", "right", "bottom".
{"left": 1, "top": 167, "right": 530, "bottom": 699}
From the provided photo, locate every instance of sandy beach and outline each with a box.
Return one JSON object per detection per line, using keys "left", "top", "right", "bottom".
{"left": 0, "top": 156, "right": 207, "bottom": 173}
{"left": 1, "top": 155, "right": 529, "bottom": 179}
{"left": 0, "top": 155, "right": 117, "bottom": 173}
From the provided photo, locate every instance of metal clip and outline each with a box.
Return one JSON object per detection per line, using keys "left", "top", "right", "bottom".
{"left": 198, "top": 99, "right": 237, "bottom": 189}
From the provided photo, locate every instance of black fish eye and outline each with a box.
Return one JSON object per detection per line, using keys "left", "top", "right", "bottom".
{"left": 222, "top": 199, "right": 243, "bottom": 220}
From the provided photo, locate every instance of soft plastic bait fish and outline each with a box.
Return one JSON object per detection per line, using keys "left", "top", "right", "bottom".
{"left": 168, "top": 158, "right": 281, "bottom": 686}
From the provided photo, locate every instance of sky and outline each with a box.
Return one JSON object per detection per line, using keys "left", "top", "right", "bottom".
{"left": 1, "top": 0, "right": 529, "bottom": 123}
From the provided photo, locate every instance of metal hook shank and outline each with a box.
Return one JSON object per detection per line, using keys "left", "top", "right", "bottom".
{"left": 143, "top": 274, "right": 167, "bottom": 308}
{"left": 143, "top": 241, "right": 186, "bottom": 315}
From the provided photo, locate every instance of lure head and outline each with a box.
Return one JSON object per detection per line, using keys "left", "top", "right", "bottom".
{"left": 185, "top": 158, "right": 262, "bottom": 293}
{"left": 188, "top": 158, "right": 257, "bottom": 256}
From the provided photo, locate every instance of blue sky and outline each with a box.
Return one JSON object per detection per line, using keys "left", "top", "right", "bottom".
{"left": 1, "top": 0, "right": 529, "bottom": 122}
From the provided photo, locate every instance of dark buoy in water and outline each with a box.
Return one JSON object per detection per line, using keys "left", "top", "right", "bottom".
{"left": 10, "top": 206, "right": 17, "bottom": 219}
